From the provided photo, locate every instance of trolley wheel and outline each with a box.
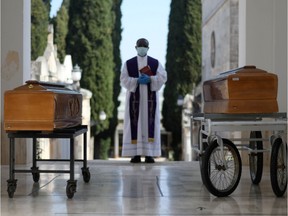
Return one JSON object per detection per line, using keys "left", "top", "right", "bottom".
{"left": 249, "top": 131, "right": 263, "bottom": 184}
{"left": 66, "top": 181, "right": 77, "bottom": 199}
{"left": 32, "top": 173, "right": 40, "bottom": 183}
{"left": 7, "top": 179, "right": 17, "bottom": 198}
{"left": 7, "top": 185, "right": 15, "bottom": 198}
{"left": 82, "top": 168, "right": 91, "bottom": 183}
{"left": 198, "top": 125, "right": 208, "bottom": 166}
{"left": 198, "top": 125, "right": 208, "bottom": 155}
{"left": 202, "top": 138, "right": 242, "bottom": 197}
{"left": 198, "top": 125, "right": 208, "bottom": 184}
{"left": 198, "top": 152, "right": 207, "bottom": 186}
{"left": 270, "top": 138, "right": 287, "bottom": 197}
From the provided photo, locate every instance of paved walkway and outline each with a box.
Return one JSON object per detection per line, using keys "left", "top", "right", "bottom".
{"left": 1, "top": 160, "right": 287, "bottom": 215}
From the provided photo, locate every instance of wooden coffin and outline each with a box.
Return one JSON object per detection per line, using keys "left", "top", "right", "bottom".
{"left": 203, "top": 65, "right": 278, "bottom": 113}
{"left": 4, "top": 80, "right": 82, "bottom": 131}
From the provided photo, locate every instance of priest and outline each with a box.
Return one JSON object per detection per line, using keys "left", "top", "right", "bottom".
{"left": 120, "top": 38, "right": 167, "bottom": 163}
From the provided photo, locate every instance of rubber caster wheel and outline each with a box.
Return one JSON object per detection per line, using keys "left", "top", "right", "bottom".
{"left": 82, "top": 168, "right": 91, "bottom": 183}
{"left": 32, "top": 173, "right": 40, "bottom": 183}
{"left": 270, "top": 137, "right": 287, "bottom": 197}
{"left": 7, "top": 179, "right": 17, "bottom": 198}
{"left": 66, "top": 181, "right": 77, "bottom": 199}
{"left": 83, "top": 171, "right": 91, "bottom": 183}
{"left": 198, "top": 125, "right": 208, "bottom": 184}
{"left": 249, "top": 131, "right": 263, "bottom": 184}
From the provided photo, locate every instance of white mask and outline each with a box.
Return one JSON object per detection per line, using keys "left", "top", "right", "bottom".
{"left": 136, "top": 47, "right": 149, "bottom": 57}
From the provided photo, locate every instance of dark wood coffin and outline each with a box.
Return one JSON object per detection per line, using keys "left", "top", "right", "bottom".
{"left": 203, "top": 65, "right": 278, "bottom": 113}
{"left": 4, "top": 80, "right": 82, "bottom": 131}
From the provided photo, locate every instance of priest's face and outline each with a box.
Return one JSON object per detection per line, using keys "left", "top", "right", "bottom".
{"left": 136, "top": 38, "right": 149, "bottom": 48}
{"left": 135, "top": 38, "right": 149, "bottom": 57}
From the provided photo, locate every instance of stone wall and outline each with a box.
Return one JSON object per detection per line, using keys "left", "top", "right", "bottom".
{"left": 202, "top": 0, "right": 239, "bottom": 81}
{"left": 200, "top": 0, "right": 287, "bottom": 167}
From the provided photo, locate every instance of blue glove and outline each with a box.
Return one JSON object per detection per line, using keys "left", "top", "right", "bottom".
{"left": 137, "top": 76, "right": 146, "bottom": 84}
{"left": 138, "top": 74, "right": 151, "bottom": 84}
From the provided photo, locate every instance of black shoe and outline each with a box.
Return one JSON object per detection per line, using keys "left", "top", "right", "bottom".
{"left": 145, "top": 156, "right": 155, "bottom": 163}
{"left": 130, "top": 155, "right": 141, "bottom": 163}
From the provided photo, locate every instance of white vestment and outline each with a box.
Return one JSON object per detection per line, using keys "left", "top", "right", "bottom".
{"left": 120, "top": 55, "right": 167, "bottom": 157}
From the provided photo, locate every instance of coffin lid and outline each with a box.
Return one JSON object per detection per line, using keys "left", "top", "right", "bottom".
{"left": 219, "top": 65, "right": 269, "bottom": 76}
{"left": 10, "top": 80, "right": 78, "bottom": 94}
{"left": 204, "top": 65, "right": 277, "bottom": 84}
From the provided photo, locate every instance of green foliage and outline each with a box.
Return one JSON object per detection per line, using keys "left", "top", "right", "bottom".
{"left": 66, "top": 0, "right": 115, "bottom": 135}
{"left": 31, "top": 0, "right": 49, "bottom": 60}
{"left": 52, "top": 1, "right": 69, "bottom": 63}
{"left": 162, "top": 0, "right": 202, "bottom": 160}
{"left": 62, "top": 0, "right": 71, "bottom": 8}
{"left": 108, "top": 0, "right": 123, "bottom": 145}
{"left": 96, "top": 0, "right": 122, "bottom": 158}
{"left": 42, "top": 0, "right": 51, "bottom": 13}
{"left": 99, "top": 138, "right": 111, "bottom": 160}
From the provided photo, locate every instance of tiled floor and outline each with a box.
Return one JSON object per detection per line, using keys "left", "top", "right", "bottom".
{"left": 1, "top": 159, "right": 287, "bottom": 215}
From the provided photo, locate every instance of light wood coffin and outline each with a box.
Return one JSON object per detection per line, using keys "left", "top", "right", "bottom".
{"left": 4, "top": 80, "right": 82, "bottom": 131}
{"left": 203, "top": 65, "right": 278, "bottom": 113}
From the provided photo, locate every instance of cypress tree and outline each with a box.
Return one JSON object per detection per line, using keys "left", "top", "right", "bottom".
{"left": 162, "top": 0, "right": 201, "bottom": 160}
{"left": 91, "top": 0, "right": 122, "bottom": 159}
{"left": 31, "top": 0, "right": 49, "bottom": 60}
{"left": 52, "top": 0, "right": 70, "bottom": 63}
{"left": 106, "top": 0, "right": 123, "bottom": 155}
{"left": 66, "top": 0, "right": 115, "bottom": 158}
{"left": 42, "top": 0, "right": 51, "bottom": 14}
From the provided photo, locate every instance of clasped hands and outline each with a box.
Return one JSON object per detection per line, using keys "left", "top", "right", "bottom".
{"left": 137, "top": 74, "right": 151, "bottom": 84}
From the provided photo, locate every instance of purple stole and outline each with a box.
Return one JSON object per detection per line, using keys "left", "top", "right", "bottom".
{"left": 126, "top": 56, "right": 158, "bottom": 144}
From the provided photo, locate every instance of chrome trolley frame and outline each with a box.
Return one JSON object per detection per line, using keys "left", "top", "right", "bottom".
{"left": 190, "top": 113, "right": 287, "bottom": 197}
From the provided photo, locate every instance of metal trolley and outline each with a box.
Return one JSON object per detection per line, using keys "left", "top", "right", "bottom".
{"left": 6, "top": 125, "right": 90, "bottom": 199}
{"left": 190, "top": 113, "right": 287, "bottom": 197}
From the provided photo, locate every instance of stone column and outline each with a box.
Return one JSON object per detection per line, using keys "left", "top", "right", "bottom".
{"left": 239, "top": 0, "right": 287, "bottom": 166}
{"left": 239, "top": 0, "right": 287, "bottom": 112}
{"left": 1, "top": 0, "right": 31, "bottom": 164}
